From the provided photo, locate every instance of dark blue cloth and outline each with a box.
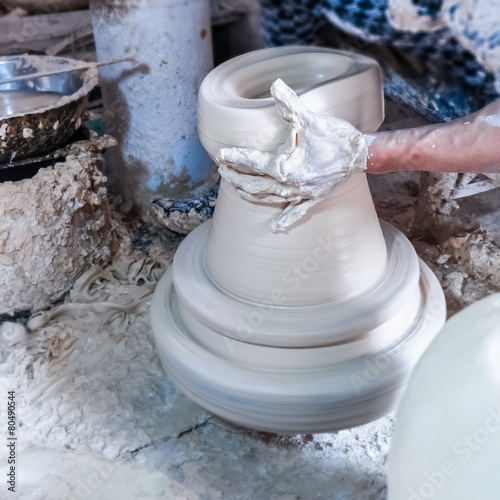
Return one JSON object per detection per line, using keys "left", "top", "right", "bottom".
{"left": 261, "top": 0, "right": 499, "bottom": 121}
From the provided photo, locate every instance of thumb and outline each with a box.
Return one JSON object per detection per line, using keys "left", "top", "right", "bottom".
{"left": 270, "top": 78, "right": 309, "bottom": 127}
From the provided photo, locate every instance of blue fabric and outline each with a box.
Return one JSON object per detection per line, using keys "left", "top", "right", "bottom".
{"left": 261, "top": 0, "right": 499, "bottom": 121}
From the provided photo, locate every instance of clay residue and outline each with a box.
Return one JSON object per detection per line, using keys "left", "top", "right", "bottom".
{"left": 368, "top": 171, "right": 500, "bottom": 317}
{"left": 440, "top": 230, "right": 500, "bottom": 288}
{"left": 0, "top": 152, "right": 115, "bottom": 315}
{"left": 150, "top": 183, "right": 218, "bottom": 235}
{"left": 151, "top": 203, "right": 207, "bottom": 235}
{"left": 0, "top": 234, "right": 205, "bottom": 460}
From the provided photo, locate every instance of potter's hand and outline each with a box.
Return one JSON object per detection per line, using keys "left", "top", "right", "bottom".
{"left": 215, "top": 78, "right": 368, "bottom": 232}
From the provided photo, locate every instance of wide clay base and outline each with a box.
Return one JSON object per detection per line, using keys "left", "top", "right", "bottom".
{"left": 151, "top": 221, "right": 446, "bottom": 434}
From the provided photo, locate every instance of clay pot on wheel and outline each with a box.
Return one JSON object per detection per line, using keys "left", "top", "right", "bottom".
{"left": 151, "top": 47, "right": 447, "bottom": 433}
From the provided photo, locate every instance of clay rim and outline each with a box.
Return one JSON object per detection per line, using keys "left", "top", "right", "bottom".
{"left": 0, "top": 55, "right": 99, "bottom": 120}
{"left": 197, "top": 46, "right": 385, "bottom": 155}
{"left": 199, "top": 45, "right": 379, "bottom": 109}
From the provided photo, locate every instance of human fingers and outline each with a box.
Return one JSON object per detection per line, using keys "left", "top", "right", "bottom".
{"left": 218, "top": 164, "right": 302, "bottom": 199}
{"left": 270, "top": 198, "right": 321, "bottom": 232}
{"left": 236, "top": 189, "right": 302, "bottom": 205}
{"left": 270, "top": 78, "right": 309, "bottom": 127}
{"left": 216, "top": 147, "right": 274, "bottom": 175}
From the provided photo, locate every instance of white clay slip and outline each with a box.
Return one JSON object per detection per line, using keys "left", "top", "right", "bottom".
{"left": 216, "top": 78, "right": 369, "bottom": 232}
{"left": 482, "top": 114, "right": 500, "bottom": 127}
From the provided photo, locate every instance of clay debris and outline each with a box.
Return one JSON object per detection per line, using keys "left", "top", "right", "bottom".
{"left": 0, "top": 152, "right": 114, "bottom": 315}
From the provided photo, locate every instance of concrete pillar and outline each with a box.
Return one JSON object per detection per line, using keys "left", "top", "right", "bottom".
{"left": 90, "top": 0, "right": 217, "bottom": 213}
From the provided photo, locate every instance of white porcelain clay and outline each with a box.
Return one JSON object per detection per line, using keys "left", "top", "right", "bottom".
{"left": 387, "top": 294, "right": 500, "bottom": 500}
{"left": 205, "top": 175, "right": 387, "bottom": 306}
{"left": 197, "top": 46, "right": 384, "bottom": 155}
{"left": 151, "top": 47, "right": 447, "bottom": 433}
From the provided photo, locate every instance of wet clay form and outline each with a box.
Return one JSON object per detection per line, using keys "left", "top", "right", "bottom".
{"left": 151, "top": 47, "right": 447, "bottom": 433}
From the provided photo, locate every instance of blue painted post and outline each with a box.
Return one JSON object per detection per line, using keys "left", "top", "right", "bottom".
{"left": 89, "top": 0, "right": 217, "bottom": 215}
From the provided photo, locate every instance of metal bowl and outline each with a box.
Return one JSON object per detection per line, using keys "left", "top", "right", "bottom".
{"left": 0, "top": 55, "right": 98, "bottom": 164}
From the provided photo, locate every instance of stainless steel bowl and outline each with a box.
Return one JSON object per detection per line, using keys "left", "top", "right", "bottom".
{"left": 0, "top": 55, "right": 98, "bottom": 163}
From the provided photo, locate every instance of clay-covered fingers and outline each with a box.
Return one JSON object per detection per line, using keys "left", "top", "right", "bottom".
{"left": 216, "top": 147, "right": 274, "bottom": 175}
{"left": 270, "top": 198, "right": 321, "bottom": 232}
{"left": 326, "top": 115, "right": 361, "bottom": 136}
{"left": 218, "top": 164, "right": 303, "bottom": 200}
{"left": 264, "top": 143, "right": 305, "bottom": 183}
{"left": 236, "top": 189, "right": 301, "bottom": 205}
{"left": 270, "top": 78, "right": 309, "bottom": 127}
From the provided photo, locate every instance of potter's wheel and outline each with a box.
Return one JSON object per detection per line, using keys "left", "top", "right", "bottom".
{"left": 151, "top": 47, "right": 446, "bottom": 433}
{"left": 152, "top": 217, "right": 445, "bottom": 434}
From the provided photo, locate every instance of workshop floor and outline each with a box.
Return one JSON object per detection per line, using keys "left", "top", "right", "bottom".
{"left": 1, "top": 172, "right": 499, "bottom": 500}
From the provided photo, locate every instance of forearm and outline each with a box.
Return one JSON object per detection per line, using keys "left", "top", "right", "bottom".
{"left": 367, "top": 100, "right": 500, "bottom": 174}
